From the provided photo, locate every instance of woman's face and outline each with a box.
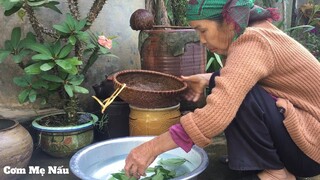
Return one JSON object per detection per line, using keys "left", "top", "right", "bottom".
{"left": 189, "top": 19, "right": 234, "bottom": 55}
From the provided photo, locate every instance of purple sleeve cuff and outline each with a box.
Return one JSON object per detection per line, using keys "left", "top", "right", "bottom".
{"left": 169, "top": 124, "right": 194, "bottom": 152}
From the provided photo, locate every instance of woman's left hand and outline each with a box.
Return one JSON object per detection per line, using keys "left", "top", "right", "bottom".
{"left": 124, "top": 140, "right": 157, "bottom": 179}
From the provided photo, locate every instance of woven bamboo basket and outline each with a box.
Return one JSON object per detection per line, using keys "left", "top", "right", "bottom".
{"left": 113, "top": 70, "right": 187, "bottom": 108}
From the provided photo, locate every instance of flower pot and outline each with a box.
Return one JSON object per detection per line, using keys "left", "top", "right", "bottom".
{"left": 0, "top": 119, "right": 33, "bottom": 180}
{"left": 31, "top": 112, "right": 98, "bottom": 158}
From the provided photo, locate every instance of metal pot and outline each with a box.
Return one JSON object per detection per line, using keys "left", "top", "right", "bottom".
{"left": 70, "top": 136, "right": 208, "bottom": 180}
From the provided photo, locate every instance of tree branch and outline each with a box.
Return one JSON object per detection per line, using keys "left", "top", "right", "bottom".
{"left": 84, "top": 0, "right": 108, "bottom": 31}
{"left": 67, "top": 0, "right": 80, "bottom": 20}
{"left": 23, "top": 1, "right": 58, "bottom": 42}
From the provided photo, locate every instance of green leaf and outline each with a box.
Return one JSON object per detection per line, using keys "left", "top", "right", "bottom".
{"left": 27, "top": 0, "right": 47, "bottom": 7}
{"left": 4, "top": 40, "right": 13, "bottom": 51}
{"left": 43, "top": 1, "right": 62, "bottom": 14}
{"left": 58, "top": 43, "right": 73, "bottom": 58}
{"left": 27, "top": 43, "right": 52, "bottom": 57}
{"left": 4, "top": 3, "right": 22, "bottom": 16}
{"left": 53, "top": 24, "right": 71, "bottom": 34}
{"left": 65, "top": 13, "right": 76, "bottom": 30}
{"left": 64, "top": 84, "right": 73, "bottom": 97}
{"left": 68, "top": 35, "right": 77, "bottom": 45}
{"left": 11, "top": 27, "right": 21, "bottom": 48}
{"left": 13, "top": 76, "right": 29, "bottom": 87}
{"left": 20, "top": 32, "right": 36, "bottom": 47}
{"left": 52, "top": 41, "right": 61, "bottom": 56}
{"left": 25, "top": 62, "right": 43, "bottom": 74}
{"left": 76, "top": 19, "right": 87, "bottom": 31}
{"left": 64, "top": 66, "right": 78, "bottom": 75}
{"left": 12, "top": 54, "right": 24, "bottom": 63}
{"left": 48, "top": 83, "right": 61, "bottom": 91}
{"left": 42, "top": 74, "right": 64, "bottom": 83}
{"left": 66, "top": 57, "right": 82, "bottom": 65}
{"left": 32, "top": 54, "right": 53, "bottom": 61}
{"left": 56, "top": 60, "right": 72, "bottom": 70}
{"left": 28, "top": 89, "right": 37, "bottom": 103}
{"left": 72, "top": 85, "right": 89, "bottom": 94}
{"left": 32, "top": 80, "right": 49, "bottom": 89}
{"left": 0, "top": 50, "right": 11, "bottom": 63}
{"left": 77, "top": 31, "right": 89, "bottom": 42}
{"left": 18, "top": 89, "right": 30, "bottom": 104}
{"left": 40, "top": 62, "right": 55, "bottom": 71}
{"left": 68, "top": 75, "right": 84, "bottom": 85}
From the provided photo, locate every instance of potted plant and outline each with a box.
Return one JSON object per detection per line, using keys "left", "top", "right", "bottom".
{"left": 0, "top": 0, "right": 117, "bottom": 157}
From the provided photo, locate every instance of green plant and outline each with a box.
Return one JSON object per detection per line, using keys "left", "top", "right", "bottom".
{"left": 0, "top": 0, "right": 117, "bottom": 125}
{"left": 286, "top": 1, "right": 320, "bottom": 60}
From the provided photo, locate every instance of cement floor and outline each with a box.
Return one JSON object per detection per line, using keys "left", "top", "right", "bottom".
{"left": 17, "top": 134, "right": 320, "bottom": 180}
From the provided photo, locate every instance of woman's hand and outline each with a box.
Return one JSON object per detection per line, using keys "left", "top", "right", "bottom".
{"left": 124, "top": 140, "right": 157, "bottom": 179}
{"left": 124, "top": 132, "right": 178, "bottom": 179}
{"left": 181, "top": 73, "right": 212, "bottom": 102}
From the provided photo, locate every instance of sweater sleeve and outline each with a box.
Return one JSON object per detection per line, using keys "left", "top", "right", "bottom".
{"left": 180, "top": 29, "right": 276, "bottom": 147}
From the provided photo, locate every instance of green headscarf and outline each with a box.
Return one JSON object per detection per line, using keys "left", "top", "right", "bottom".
{"left": 186, "top": 0, "right": 280, "bottom": 37}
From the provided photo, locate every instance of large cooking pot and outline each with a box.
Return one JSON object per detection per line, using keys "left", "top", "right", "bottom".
{"left": 70, "top": 136, "right": 208, "bottom": 180}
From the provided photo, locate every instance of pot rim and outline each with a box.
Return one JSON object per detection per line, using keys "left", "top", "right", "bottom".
{"left": 32, "top": 112, "right": 98, "bottom": 133}
{"left": 0, "top": 118, "right": 19, "bottom": 132}
{"left": 113, "top": 69, "right": 187, "bottom": 94}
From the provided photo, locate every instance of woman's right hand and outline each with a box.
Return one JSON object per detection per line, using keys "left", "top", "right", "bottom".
{"left": 181, "top": 73, "right": 212, "bottom": 102}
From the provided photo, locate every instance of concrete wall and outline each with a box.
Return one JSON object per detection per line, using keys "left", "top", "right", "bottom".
{"left": 0, "top": 0, "right": 144, "bottom": 114}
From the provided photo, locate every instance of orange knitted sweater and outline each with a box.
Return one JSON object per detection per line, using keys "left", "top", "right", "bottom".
{"left": 180, "top": 20, "right": 320, "bottom": 163}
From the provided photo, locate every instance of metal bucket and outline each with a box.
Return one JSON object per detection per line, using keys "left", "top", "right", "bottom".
{"left": 70, "top": 136, "right": 209, "bottom": 180}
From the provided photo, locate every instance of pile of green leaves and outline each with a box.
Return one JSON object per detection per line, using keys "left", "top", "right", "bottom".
{"left": 109, "top": 158, "right": 187, "bottom": 180}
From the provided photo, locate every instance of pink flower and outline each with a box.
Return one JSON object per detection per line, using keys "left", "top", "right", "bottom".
{"left": 98, "top": 35, "right": 112, "bottom": 49}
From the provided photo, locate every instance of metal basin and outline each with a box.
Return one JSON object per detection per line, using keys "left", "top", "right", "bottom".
{"left": 70, "top": 136, "right": 208, "bottom": 180}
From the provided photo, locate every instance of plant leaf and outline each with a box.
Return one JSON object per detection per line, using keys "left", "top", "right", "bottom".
{"left": 58, "top": 43, "right": 73, "bottom": 58}
{"left": 64, "top": 84, "right": 73, "bottom": 97}
{"left": 53, "top": 24, "right": 71, "bottom": 34}
{"left": 42, "top": 74, "right": 64, "bottom": 83}
{"left": 25, "top": 62, "right": 43, "bottom": 74}
{"left": 11, "top": 27, "right": 21, "bottom": 48}
{"left": 56, "top": 60, "right": 72, "bottom": 70}
{"left": 72, "top": 85, "right": 89, "bottom": 94}
{"left": 13, "top": 76, "right": 29, "bottom": 87}
{"left": 18, "top": 89, "right": 30, "bottom": 103}
{"left": 27, "top": 43, "right": 52, "bottom": 57}
{"left": 28, "top": 89, "right": 37, "bottom": 102}
{"left": 40, "top": 62, "right": 55, "bottom": 71}
{"left": 43, "top": 1, "right": 62, "bottom": 14}
{"left": 68, "top": 35, "right": 77, "bottom": 45}
{"left": 32, "top": 54, "right": 53, "bottom": 61}
{"left": 66, "top": 57, "right": 82, "bottom": 65}
{"left": 4, "top": 3, "right": 22, "bottom": 16}
{"left": 0, "top": 50, "right": 11, "bottom": 63}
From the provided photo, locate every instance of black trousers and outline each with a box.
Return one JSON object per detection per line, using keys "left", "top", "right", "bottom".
{"left": 208, "top": 71, "right": 320, "bottom": 177}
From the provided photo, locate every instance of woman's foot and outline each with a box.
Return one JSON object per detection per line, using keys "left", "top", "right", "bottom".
{"left": 257, "top": 168, "right": 296, "bottom": 180}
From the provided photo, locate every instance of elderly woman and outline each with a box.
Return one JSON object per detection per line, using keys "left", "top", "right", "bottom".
{"left": 124, "top": 0, "right": 320, "bottom": 179}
